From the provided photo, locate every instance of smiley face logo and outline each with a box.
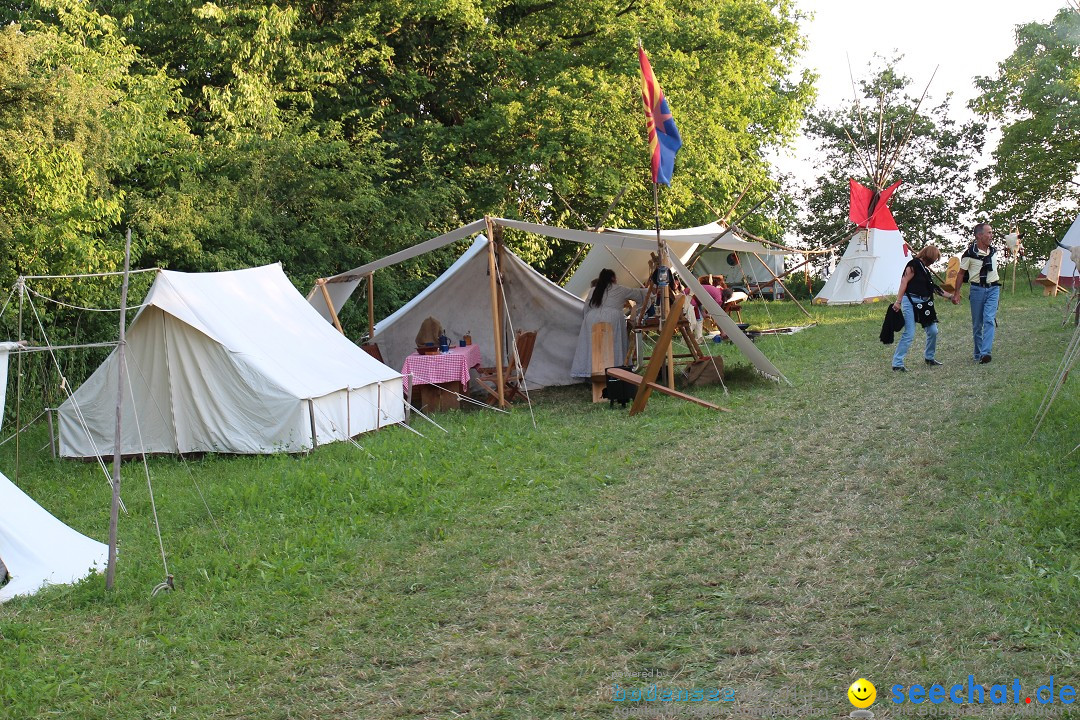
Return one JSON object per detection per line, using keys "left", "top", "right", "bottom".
{"left": 848, "top": 678, "right": 876, "bottom": 709}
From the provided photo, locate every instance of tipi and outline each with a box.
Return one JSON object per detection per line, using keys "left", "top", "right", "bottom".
{"left": 815, "top": 179, "right": 910, "bottom": 304}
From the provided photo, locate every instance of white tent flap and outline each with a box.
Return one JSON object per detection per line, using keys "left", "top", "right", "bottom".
{"left": 0, "top": 471, "right": 107, "bottom": 602}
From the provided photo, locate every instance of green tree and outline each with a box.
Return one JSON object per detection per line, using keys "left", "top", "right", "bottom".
{"left": 971, "top": 8, "right": 1080, "bottom": 260}
{"left": 96, "top": 0, "right": 814, "bottom": 284}
{"left": 0, "top": 0, "right": 186, "bottom": 298}
{"left": 797, "top": 62, "right": 985, "bottom": 259}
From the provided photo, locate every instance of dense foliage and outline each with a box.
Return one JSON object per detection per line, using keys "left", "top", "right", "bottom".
{"left": 972, "top": 8, "right": 1080, "bottom": 261}
{"left": 795, "top": 63, "right": 985, "bottom": 259}
{"left": 1, "top": 0, "right": 814, "bottom": 341}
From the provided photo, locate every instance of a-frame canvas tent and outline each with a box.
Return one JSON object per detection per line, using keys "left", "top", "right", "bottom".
{"left": 1039, "top": 213, "right": 1080, "bottom": 288}
{"left": 59, "top": 264, "right": 405, "bottom": 457}
{"left": 0, "top": 470, "right": 108, "bottom": 602}
{"left": 814, "top": 228, "right": 910, "bottom": 304}
{"left": 310, "top": 218, "right": 786, "bottom": 382}
{"left": 371, "top": 236, "right": 585, "bottom": 388}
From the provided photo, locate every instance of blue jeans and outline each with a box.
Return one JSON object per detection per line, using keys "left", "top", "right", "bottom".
{"left": 892, "top": 295, "right": 938, "bottom": 368}
{"left": 969, "top": 284, "right": 1000, "bottom": 360}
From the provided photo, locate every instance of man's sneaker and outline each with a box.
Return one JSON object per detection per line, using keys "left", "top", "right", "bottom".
{"left": 979, "top": 354, "right": 992, "bottom": 364}
{"left": 925, "top": 359, "right": 943, "bottom": 366}
{"left": 892, "top": 366, "right": 907, "bottom": 372}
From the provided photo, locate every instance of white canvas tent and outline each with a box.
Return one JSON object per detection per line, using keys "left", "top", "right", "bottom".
{"left": 311, "top": 218, "right": 786, "bottom": 382}
{"left": 0, "top": 346, "right": 107, "bottom": 601}
{"left": 814, "top": 228, "right": 910, "bottom": 305}
{"left": 1039, "top": 214, "right": 1080, "bottom": 288}
{"left": 561, "top": 220, "right": 784, "bottom": 298}
{"left": 0, "top": 470, "right": 108, "bottom": 602}
{"left": 694, "top": 249, "right": 785, "bottom": 292}
{"left": 372, "top": 236, "right": 585, "bottom": 387}
{"left": 58, "top": 264, "right": 405, "bottom": 457}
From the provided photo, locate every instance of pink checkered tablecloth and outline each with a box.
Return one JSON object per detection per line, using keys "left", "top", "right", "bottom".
{"left": 401, "top": 344, "right": 482, "bottom": 394}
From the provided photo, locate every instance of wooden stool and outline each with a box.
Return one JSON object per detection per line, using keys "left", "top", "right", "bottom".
{"left": 590, "top": 322, "right": 613, "bottom": 402}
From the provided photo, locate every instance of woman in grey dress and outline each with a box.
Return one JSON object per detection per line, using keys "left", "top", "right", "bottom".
{"left": 570, "top": 268, "right": 648, "bottom": 378}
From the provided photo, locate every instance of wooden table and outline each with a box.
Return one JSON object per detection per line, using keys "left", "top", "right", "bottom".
{"left": 401, "top": 345, "right": 482, "bottom": 412}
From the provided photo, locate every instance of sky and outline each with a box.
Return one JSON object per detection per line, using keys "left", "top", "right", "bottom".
{"left": 772, "top": 0, "right": 1069, "bottom": 181}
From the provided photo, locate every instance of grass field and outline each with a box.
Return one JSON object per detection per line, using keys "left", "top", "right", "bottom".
{"left": 1, "top": 291, "right": 1077, "bottom": 719}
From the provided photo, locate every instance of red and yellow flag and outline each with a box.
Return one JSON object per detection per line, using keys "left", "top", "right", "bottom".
{"left": 638, "top": 45, "right": 683, "bottom": 186}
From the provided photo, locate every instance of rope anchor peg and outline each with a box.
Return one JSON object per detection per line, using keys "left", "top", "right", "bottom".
{"left": 151, "top": 574, "right": 175, "bottom": 597}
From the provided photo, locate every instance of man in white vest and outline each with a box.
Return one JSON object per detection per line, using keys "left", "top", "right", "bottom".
{"left": 952, "top": 223, "right": 1001, "bottom": 364}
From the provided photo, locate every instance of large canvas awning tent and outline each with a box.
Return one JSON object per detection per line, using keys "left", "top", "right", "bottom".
{"left": 370, "top": 236, "right": 585, "bottom": 387}
{"left": 59, "top": 264, "right": 405, "bottom": 457}
{"left": 310, "top": 218, "right": 786, "bottom": 382}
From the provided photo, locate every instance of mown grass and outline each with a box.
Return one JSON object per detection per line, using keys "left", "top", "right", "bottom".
{"left": 1, "top": 290, "right": 1077, "bottom": 719}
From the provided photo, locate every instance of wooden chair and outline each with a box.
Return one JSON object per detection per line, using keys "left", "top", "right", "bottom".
{"left": 474, "top": 330, "right": 538, "bottom": 404}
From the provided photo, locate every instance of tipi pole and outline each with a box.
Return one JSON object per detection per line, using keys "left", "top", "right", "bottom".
{"left": 106, "top": 227, "right": 132, "bottom": 591}
{"left": 485, "top": 217, "right": 506, "bottom": 407}
{"left": 750, "top": 253, "right": 812, "bottom": 319}
{"left": 653, "top": 182, "right": 675, "bottom": 389}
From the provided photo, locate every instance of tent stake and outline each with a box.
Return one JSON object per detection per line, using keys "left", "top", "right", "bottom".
{"left": 485, "top": 217, "right": 506, "bottom": 407}
{"left": 106, "top": 228, "right": 132, "bottom": 591}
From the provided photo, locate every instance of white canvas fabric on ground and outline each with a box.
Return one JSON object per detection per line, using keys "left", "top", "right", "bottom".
{"left": 58, "top": 264, "right": 404, "bottom": 457}
{"left": 0, "top": 470, "right": 108, "bottom": 602}
{"left": 815, "top": 229, "right": 910, "bottom": 304}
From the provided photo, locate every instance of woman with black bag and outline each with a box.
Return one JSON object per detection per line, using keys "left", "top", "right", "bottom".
{"left": 890, "top": 245, "right": 949, "bottom": 372}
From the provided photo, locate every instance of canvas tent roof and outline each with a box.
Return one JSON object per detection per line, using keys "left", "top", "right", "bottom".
{"left": 312, "top": 218, "right": 782, "bottom": 318}
{"left": 0, "top": 470, "right": 108, "bottom": 602}
{"left": 372, "top": 237, "right": 584, "bottom": 387}
{"left": 310, "top": 218, "right": 786, "bottom": 382}
{"left": 59, "top": 264, "right": 404, "bottom": 457}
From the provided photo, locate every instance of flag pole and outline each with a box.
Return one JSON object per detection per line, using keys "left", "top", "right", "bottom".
{"left": 654, "top": 181, "right": 675, "bottom": 389}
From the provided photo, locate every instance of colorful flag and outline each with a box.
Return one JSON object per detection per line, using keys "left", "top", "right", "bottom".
{"left": 849, "top": 178, "right": 901, "bottom": 231}
{"left": 638, "top": 45, "right": 682, "bottom": 186}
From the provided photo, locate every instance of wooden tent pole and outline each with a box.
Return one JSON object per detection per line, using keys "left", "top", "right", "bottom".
{"left": 367, "top": 273, "right": 375, "bottom": 338}
{"left": 106, "top": 228, "right": 132, "bottom": 591}
{"left": 14, "top": 278, "right": 22, "bottom": 482}
{"left": 485, "top": 217, "right": 506, "bottom": 407}
{"left": 653, "top": 183, "right": 675, "bottom": 389}
{"left": 317, "top": 279, "right": 345, "bottom": 334}
{"left": 750, "top": 253, "right": 812, "bottom": 319}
